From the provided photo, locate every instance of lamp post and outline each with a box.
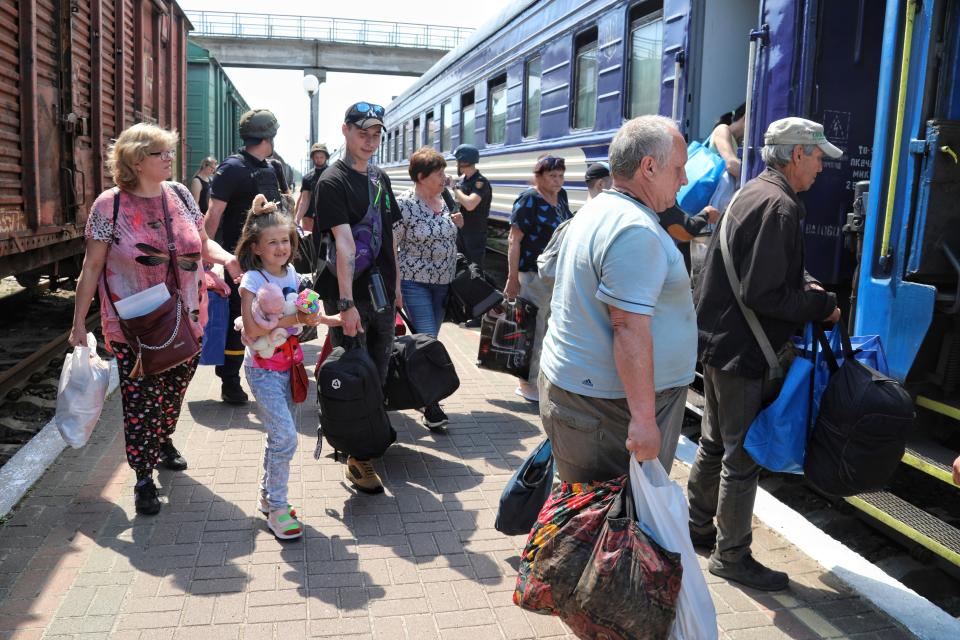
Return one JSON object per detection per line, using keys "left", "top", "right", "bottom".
{"left": 302, "top": 74, "right": 320, "bottom": 148}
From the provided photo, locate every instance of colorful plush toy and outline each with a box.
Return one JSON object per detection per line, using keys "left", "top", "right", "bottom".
{"left": 233, "top": 283, "right": 295, "bottom": 359}
{"left": 296, "top": 289, "right": 321, "bottom": 315}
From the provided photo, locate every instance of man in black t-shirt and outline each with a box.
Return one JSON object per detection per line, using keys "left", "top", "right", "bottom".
{"left": 295, "top": 143, "right": 329, "bottom": 232}
{"left": 313, "top": 102, "right": 400, "bottom": 494}
{"left": 206, "top": 109, "right": 284, "bottom": 404}
{"left": 451, "top": 144, "right": 492, "bottom": 271}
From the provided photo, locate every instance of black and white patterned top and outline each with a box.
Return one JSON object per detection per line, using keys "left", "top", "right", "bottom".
{"left": 394, "top": 189, "right": 459, "bottom": 285}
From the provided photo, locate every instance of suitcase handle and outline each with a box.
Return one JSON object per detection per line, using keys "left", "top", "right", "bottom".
{"left": 396, "top": 308, "right": 418, "bottom": 335}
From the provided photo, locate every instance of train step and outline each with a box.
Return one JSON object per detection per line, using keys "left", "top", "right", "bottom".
{"left": 846, "top": 491, "right": 960, "bottom": 569}
{"left": 903, "top": 441, "right": 957, "bottom": 486}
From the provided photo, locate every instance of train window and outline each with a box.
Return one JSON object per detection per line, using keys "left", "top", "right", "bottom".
{"left": 426, "top": 110, "right": 435, "bottom": 147}
{"left": 628, "top": 5, "right": 664, "bottom": 118}
{"left": 524, "top": 56, "right": 542, "bottom": 139}
{"left": 573, "top": 29, "right": 599, "bottom": 130}
{"left": 402, "top": 123, "right": 408, "bottom": 159}
{"left": 441, "top": 100, "right": 453, "bottom": 151}
{"left": 488, "top": 75, "right": 508, "bottom": 145}
{"left": 393, "top": 128, "right": 399, "bottom": 162}
{"left": 413, "top": 117, "right": 422, "bottom": 150}
{"left": 386, "top": 132, "right": 392, "bottom": 163}
{"left": 461, "top": 91, "right": 476, "bottom": 146}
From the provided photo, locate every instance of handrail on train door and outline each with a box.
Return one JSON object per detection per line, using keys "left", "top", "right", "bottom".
{"left": 879, "top": 0, "right": 919, "bottom": 266}
{"left": 671, "top": 51, "right": 685, "bottom": 126}
{"left": 741, "top": 24, "right": 768, "bottom": 189}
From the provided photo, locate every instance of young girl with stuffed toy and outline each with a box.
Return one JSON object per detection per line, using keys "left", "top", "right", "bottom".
{"left": 235, "top": 194, "right": 340, "bottom": 540}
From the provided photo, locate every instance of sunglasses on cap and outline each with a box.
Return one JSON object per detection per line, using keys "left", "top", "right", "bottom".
{"left": 535, "top": 156, "right": 565, "bottom": 173}
{"left": 345, "top": 102, "right": 386, "bottom": 121}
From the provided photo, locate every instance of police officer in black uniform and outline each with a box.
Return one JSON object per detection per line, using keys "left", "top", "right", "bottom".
{"left": 451, "top": 144, "right": 492, "bottom": 271}
{"left": 205, "top": 109, "right": 286, "bottom": 404}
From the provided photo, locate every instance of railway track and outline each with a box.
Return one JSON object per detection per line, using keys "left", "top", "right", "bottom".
{"left": 0, "top": 278, "right": 104, "bottom": 466}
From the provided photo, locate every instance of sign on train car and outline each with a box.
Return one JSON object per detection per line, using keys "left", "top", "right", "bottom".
{"left": 0, "top": 0, "right": 191, "bottom": 282}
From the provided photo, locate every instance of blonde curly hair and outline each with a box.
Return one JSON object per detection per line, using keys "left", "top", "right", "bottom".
{"left": 106, "top": 123, "right": 179, "bottom": 190}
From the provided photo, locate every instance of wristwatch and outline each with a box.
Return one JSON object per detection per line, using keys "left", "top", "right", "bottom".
{"left": 336, "top": 298, "right": 355, "bottom": 311}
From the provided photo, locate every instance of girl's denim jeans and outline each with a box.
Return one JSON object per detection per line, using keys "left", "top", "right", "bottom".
{"left": 245, "top": 366, "right": 297, "bottom": 511}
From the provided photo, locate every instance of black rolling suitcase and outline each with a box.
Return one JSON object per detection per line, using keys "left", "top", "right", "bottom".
{"left": 448, "top": 253, "right": 503, "bottom": 321}
{"left": 384, "top": 310, "right": 461, "bottom": 411}
{"left": 803, "top": 324, "right": 914, "bottom": 497}
{"left": 314, "top": 341, "right": 395, "bottom": 460}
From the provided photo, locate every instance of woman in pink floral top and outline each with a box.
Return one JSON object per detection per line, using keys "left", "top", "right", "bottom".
{"left": 68, "top": 123, "right": 240, "bottom": 515}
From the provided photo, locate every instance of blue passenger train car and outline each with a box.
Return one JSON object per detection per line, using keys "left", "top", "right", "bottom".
{"left": 381, "top": 0, "right": 883, "bottom": 288}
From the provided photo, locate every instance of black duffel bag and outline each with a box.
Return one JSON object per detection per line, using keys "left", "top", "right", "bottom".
{"left": 384, "top": 310, "right": 460, "bottom": 411}
{"left": 315, "top": 339, "right": 395, "bottom": 461}
{"left": 804, "top": 324, "right": 914, "bottom": 497}
{"left": 448, "top": 253, "right": 502, "bottom": 322}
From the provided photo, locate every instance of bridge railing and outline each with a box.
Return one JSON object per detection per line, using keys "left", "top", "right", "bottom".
{"left": 186, "top": 11, "right": 472, "bottom": 50}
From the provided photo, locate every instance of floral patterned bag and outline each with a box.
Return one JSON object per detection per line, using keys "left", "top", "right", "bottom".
{"left": 514, "top": 475, "right": 682, "bottom": 640}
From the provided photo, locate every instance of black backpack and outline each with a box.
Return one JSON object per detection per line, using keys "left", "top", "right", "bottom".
{"left": 803, "top": 325, "right": 914, "bottom": 497}
{"left": 315, "top": 341, "right": 395, "bottom": 460}
{"left": 448, "top": 253, "right": 502, "bottom": 321}
{"left": 384, "top": 310, "right": 461, "bottom": 411}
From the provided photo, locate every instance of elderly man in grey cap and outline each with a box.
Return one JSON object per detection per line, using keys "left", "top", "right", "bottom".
{"left": 687, "top": 116, "right": 842, "bottom": 591}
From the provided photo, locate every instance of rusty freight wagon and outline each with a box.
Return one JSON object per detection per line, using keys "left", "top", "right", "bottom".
{"left": 0, "top": 0, "right": 191, "bottom": 286}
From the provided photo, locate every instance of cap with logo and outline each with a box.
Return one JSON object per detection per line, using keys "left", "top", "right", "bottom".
{"left": 310, "top": 143, "right": 329, "bottom": 155}
{"left": 238, "top": 109, "right": 279, "bottom": 139}
{"left": 453, "top": 144, "right": 480, "bottom": 165}
{"left": 344, "top": 102, "right": 385, "bottom": 129}
{"left": 584, "top": 162, "right": 610, "bottom": 182}
{"left": 764, "top": 117, "right": 843, "bottom": 159}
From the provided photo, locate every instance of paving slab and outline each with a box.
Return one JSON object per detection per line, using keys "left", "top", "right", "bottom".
{"left": 0, "top": 323, "right": 919, "bottom": 639}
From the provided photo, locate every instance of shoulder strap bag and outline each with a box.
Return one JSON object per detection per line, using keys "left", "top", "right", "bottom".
{"left": 717, "top": 191, "right": 783, "bottom": 381}
{"left": 103, "top": 185, "right": 201, "bottom": 378}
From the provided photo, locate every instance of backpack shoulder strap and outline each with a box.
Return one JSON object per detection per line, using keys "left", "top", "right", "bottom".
{"left": 717, "top": 190, "right": 782, "bottom": 380}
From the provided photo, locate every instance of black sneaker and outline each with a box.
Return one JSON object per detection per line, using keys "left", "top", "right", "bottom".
{"left": 160, "top": 441, "right": 188, "bottom": 471}
{"left": 689, "top": 525, "right": 717, "bottom": 551}
{"left": 221, "top": 379, "right": 248, "bottom": 405}
{"left": 422, "top": 403, "right": 449, "bottom": 431}
{"left": 708, "top": 553, "right": 789, "bottom": 591}
{"left": 134, "top": 478, "right": 161, "bottom": 516}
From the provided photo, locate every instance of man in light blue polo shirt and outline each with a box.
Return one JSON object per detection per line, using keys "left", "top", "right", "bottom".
{"left": 539, "top": 114, "right": 697, "bottom": 481}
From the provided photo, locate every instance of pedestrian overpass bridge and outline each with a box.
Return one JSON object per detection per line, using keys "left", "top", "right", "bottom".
{"left": 186, "top": 11, "right": 472, "bottom": 76}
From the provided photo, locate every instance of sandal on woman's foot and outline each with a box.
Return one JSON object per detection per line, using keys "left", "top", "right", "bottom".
{"left": 267, "top": 508, "right": 302, "bottom": 540}
{"left": 258, "top": 497, "right": 296, "bottom": 518}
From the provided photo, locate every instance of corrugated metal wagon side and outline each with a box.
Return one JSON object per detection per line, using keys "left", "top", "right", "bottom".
{"left": 0, "top": 0, "right": 191, "bottom": 284}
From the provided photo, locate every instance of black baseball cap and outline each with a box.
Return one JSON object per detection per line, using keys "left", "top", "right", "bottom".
{"left": 585, "top": 162, "right": 610, "bottom": 182}
{"left": 344, "top": 102, "right": 385, "bottom": 129}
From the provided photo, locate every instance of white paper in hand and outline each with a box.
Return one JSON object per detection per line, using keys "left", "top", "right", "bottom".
{"left": 630, "top": 457, "right": 718, "bottom": 640}
{"left": 55, "top": 333, "right": 111, "bottom": 448}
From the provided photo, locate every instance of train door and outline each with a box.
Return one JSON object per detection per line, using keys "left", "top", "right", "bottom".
{"left": 745, "top": 0, "right": 885, "bottom": 286}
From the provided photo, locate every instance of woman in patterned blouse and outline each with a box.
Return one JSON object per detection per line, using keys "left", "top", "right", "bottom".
{"left": 394, "top": 146, "right": 464, "bottom": 430}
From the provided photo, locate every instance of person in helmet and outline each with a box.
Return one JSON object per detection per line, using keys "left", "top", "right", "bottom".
{"left": 295, "top": 142, "right": 330, "bottom": 232}
{"left": 205, "top": 108, "right": 286, "bottom": 405}
{"left": 450, "top": 144, "right": 492, "bottom": 271}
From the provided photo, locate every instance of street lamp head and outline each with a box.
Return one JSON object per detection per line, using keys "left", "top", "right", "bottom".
{"left": 302, "top": 74, "right": 320, "bottom": 95}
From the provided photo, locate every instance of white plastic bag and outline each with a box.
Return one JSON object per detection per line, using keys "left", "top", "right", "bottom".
{"left": 55, "top": 333, "right": 110, "bottom": 448}
{"left": 630, "top": 457, "right": 718, "bottom": 640}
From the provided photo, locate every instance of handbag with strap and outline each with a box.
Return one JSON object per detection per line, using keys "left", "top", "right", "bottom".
{"left": 104, "top": 185, "right": 201, "bottom": 378}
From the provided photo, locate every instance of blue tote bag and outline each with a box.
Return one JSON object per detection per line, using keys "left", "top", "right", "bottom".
{"left": 676, "top": 141, "right": 726, "bottom": 214}
{"left": 199, "top": 290, "right": 229, "bottom": 366}
{"left": 495, "top": 439, "right": 554, "bottom": 536}
{"left": 744, "top": 324, "right": 821, "bottom": 474}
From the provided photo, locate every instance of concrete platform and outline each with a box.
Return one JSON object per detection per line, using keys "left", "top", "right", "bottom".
{"left": 0, "top": 323, "right": 919, "bottom": 639}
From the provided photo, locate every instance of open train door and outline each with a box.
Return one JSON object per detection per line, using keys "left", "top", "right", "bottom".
{"left": 659, "top": 0, "right": 693, "bottom": 136}
{"left": 742, "top": 0, "right": 884, "bottom": 286}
